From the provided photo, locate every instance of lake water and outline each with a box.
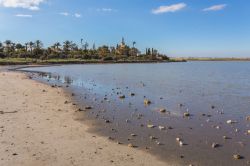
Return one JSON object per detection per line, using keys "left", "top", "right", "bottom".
{"left": 21, "top": 62, "right": 250, "bottom": 166}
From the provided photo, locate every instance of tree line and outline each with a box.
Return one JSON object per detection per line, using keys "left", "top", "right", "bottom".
{"left": 0, "top": 39, "right": 169, "bottom": 61}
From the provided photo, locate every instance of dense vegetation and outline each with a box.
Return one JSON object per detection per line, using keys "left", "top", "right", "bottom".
{"left": 0, "top": 38, "right": 170, "bottom": 63}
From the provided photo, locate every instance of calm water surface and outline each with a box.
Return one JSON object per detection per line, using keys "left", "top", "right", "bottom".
{"left": 22, "top": 62, "right": 250, "bottom": 166}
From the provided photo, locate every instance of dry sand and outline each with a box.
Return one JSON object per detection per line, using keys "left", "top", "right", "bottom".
{"left": 0, "top": 71, "right": 170, "bottom": 166}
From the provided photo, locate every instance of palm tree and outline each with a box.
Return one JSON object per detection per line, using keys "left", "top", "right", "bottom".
{"left": 4, "top": 40, "right": 12, "bottom": 57}
{"left": 34, "top": 40, "right": 43, "bottom": 50}
{"left": 63, "top": 40, "right": 72, "bottom": 52}
{"left": 29, "top": 41, "right": 34, "bottom": 54}
{"left": 53, "top": 42, "right": 61, "bottom": 52}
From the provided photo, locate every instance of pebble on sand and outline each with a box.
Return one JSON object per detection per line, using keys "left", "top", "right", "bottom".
{"left": 128, "top": 143, "right": 135, "bottom": 148}
{"left": 233, "top": 154, "right": 244, "bottom": 160}
{"left": 85, "top": 106, "right": 92, "bottom": 110}
{"left": 246, "top": 116, "right": 250, "bottom": 121}
{"left": 247, "top": 130, "right": 250, "bottom": 134}
{"left": 119, "top": 95, "right": 126, "bottom": 99}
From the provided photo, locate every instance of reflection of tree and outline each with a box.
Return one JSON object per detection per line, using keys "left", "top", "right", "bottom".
{"left": 64, "top": 76, "right": 73, "bottom": 84}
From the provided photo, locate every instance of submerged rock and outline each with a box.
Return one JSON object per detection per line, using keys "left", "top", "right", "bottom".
{"left": 227, "top": 120, "right": 237, "bottom": 124}
{"left": 144, "top": 99, "right": 151, "bottom": 105}
{"left": 158, "top": 126, "right": 166, "bottom": 130}
{"left": 246, "top": 116, "right": 250, "bottom": 121}
{"left": 85, "top": 106, "right": 92, "bottom": 109}
{"left": 147, "top": 124, "right": 156, "bottom": 128}
{"left": 183, "top": 112, "right": 190, "bottom": 117}
{"left": 119, "top": 95, "right": 125, "bottom": 99}
{"left": 159, "top": 108, "right": 166, "bottom": 113}
{"left": 212, "top": 143, "right": 220, "bottom": 148}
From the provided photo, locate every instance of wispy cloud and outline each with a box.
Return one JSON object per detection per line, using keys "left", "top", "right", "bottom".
{"left": 0, "top": 0, "right": 45, "bottom": 10}
{"left": 203, "top": 4, "right": 227, "bottom": 11}
{"left": 59, "top": 12, "right": 82, "bottom": 18}
{"left": 59, "top": 12, "right": 69, "bottom": 16}
{"left": 152, "top": 3, "right": 186, "bottom": 14}
{"left": 97, "top": 8, "right": 117, "bottom": 12}
{"left": 74, "top": 13, "right": 81, "bottom": 18}
{"left": 15, "top": 14, "right": 33, "bottom": 18}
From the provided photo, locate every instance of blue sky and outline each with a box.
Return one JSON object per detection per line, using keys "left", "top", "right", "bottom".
{"left": 0, "top": 0, "right": 250, "bottom": 57}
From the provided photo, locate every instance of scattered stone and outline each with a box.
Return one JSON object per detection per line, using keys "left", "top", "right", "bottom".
{"left": 227, "top": 120, "right": 237, "bottom": 124}
{"left": 85, "top": 106, "right": 92, "bottom": 109}
{"left": 212, "top": 143, "right": 220, "bottom": 148}
{"left": 223, "top": 136, "right": 231, "bottom": 140}
{"left": 78, "top": 108, "right": 84, "bottom": 112}
{"left": 233, "top": 154, "right": 243, "bottom": 160}
{"left": 131, "top": 134, "right": 137, "bottom": 137}
{"left": 156, "top": 141, "right": 163, "bottom": 145}
{"left": 176, "top": 137, "right": 182, "bottom": 142}
{"left": 183, "top": 112, "right": 190, "bottom": 117}
{"left": 211, "top": 105, "right": 215, "bottom": 109}
{"left": 179, "top": 141, "right": 184, "bottom": 147}
{"left": 130, "top": 93, "right": 135, "bottom": 96}
{"left": 12, "top": 153, "right": 18, "bottom": 156}
{"left": 144, "top": 99, "right": 151, "bottom": 105}
{"left": 128, "top": 143, "right": 135, "bottom": 148}
{"left": 158, "top": 126, "right": 166, "bottom": 130}
{"left": 247, "top": 130, "right": 250, "bottom": 134}
{"left": 246, "top": 116, "right": 250, "bottom": 121}
{"left": 105, "top": 120, "right": 111, "bottom": 123}
{"left": 147, "top": 124, "right": 156, "bottom": 128}
{"left": 119, "top": 95, "right": 125, "bottom": 99}
{"left": 159, "top": 108, "right": 166, "bottom": 113}
{"left": 149, "top": 136, "right": 157, "bottom": 140}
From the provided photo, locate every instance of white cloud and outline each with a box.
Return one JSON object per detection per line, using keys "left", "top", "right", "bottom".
{"left": 0, "top": 0, "right": 45, "bottom": 10}
{"left": 59, "top": 12, "right": 69, "bottom": 16}
{"left": 15, "top": 14, "right": 32, "bottom": 18}
{"left": 74, "top": 13, "right": 81, "bottom": 18}
{"left": 203, "top": 4, "right": 227, "bottom": 11}
{"left": 152, "top": 3, "right": 186, "bottom": 14}
{"left": 97, "top": 8, "right": 117, "bottom": 12}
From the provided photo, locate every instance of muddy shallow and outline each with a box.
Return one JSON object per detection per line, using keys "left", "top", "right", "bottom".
{"left": 20, "top": 62, "right": 250, "bottom": 165}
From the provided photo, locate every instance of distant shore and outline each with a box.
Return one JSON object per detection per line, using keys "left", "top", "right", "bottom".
{"left": 0, "top": 71, "right": 170, "bottom": 166}
{"left": 172, "top": 57, "right": 250, "bottom": 61}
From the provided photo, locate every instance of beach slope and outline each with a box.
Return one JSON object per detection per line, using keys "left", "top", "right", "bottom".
{"left": 0, "top": 71, "right": 169, "bottom": 166}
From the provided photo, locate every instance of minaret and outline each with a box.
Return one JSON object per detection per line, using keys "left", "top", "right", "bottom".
{"left": 121, "top": 37, "right": 125, "bottom": 46}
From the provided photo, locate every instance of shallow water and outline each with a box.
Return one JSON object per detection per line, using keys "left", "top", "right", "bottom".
{"left": 21, "top": 62, "right": 250, "bottom": 165}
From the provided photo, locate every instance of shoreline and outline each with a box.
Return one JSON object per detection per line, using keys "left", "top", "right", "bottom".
{"left": 0, "top": 59, "right": 186, "bottom": 66}
{"left": 0, "top": 70, "right": 172, "bottom": 166}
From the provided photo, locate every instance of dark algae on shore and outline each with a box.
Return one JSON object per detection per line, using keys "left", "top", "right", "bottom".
{"left": 20, "top": 62, "right": 250, "bottom": 166}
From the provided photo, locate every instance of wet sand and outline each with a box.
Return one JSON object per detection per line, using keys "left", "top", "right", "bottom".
{"left": 0, "top": 71, "right": 170, "bottom": 166}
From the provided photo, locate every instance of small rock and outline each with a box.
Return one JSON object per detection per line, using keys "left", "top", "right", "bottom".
{"left": 144, "top": 99, "right": 151, "bottom": 105}
{"left": 158, "top": 126, "right": 166, "bottom": 130}
{"left": 183, "top": 112, "right": 190, "bottom": 117}
{"left": 147, "top": 124, "right": 155, "bottom": 128}
{"left": 130, "top": 93, "right": 135, "bottom": 96}
{"left": 149, "top": 136, "right": 157, "bottom": 140}
{"left": 227, "top": 120, "right": 237, "bottom": 124}
{"left": 85, "top": 106, "right": 92, "bottom": 109}
{"left": 247, "top": 130, "right": 250, "bottom": 134}
{"left": 105, "top": 120, "right": 111, "bottom": 123}
{"left": 223, "top": 136, "right": 231, "bottom": 140}
{"left": 212, "top": 143, "right": 220, "bottom": 148}
{"left": 233, "top": 154, "right": 243, "bottom": 160}
{"left": 128, "top": 143, "right": 135, "bottom": 148}
{"left": 246, "top": 116, "right": 250, "bottom": 121}
{"left": 131, "top": 134, "right": 137, "bottom": 137}
{"left": 159, "top": 108, "right": 166, "bottom": 113}
{"left": 211, "top": 105, "right": 215, "bottom": 109}
{"left": 176, "top": 137, "right": 182, "bottom": 142}
{"left": 119, "top": 95, "right": 125, "bottom": 99}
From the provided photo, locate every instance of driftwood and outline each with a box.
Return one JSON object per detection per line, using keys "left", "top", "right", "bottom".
{"left": 0, "top": 111, "right": 18, "bottom": 114}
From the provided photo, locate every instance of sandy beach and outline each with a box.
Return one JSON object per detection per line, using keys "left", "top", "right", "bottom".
{"left": 0, "top": 71, "right": 170, "bottom": 166}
